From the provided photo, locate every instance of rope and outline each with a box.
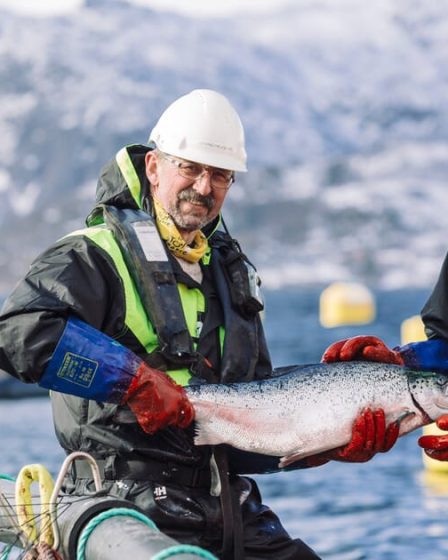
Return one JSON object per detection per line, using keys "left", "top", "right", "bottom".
{"left": 1, "top": 469, "right": 62, "bottom": 560}
{"left": 0, "top": 475, "right": 15, "bottom": 482}
{"left": 76, "top": 507, "right": 218, "bottom": 560}
{"left": 76, "top": 507, "right": 157, "bottom": 560}
{"left": 49, "top": 450, "right": 104, "bottom": 551}
{"left": 23, "top": 542, "right": 64, "bottom": 560}
{"left": 0, "top": 544, "right": 13, "bottom": 560}
{"left": 15, "top": 464, "right": 55, "bottom": 547}
{"left": 152, "top": 545, "right": 218, "bottom": 559}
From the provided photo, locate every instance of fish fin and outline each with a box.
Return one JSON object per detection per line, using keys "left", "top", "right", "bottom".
{"left": 192, "top": 400, "right": 250, "bottom": 446}
{"left": 192, "top": 399, "right": 267, "bottom": 446}
{"left": 194, "top": 430, "right": 219, "bottom": 446}
{"left": 395, "top": 410, "right": 415, "bottom": 427}
{"left": 279, "top": 451, "right": 305, "bottom": 468}
{"left": 192, "top": 401, "right": 221, "bottom": 445}
{"left": 392, "top": 409, "right": 418, "bottom": 437}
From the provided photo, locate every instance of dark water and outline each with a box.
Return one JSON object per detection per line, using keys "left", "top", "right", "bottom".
{"left": 2, "top": 287, "right": 448, "bottom": 559}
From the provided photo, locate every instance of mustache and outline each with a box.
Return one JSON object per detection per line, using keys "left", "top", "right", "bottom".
{"left": 177, "top": 188, "right": 214, "bottom": 211}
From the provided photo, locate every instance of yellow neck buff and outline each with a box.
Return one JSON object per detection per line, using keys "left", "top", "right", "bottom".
{"left": 152, "top": 196, "right": 209, "bottom": 263}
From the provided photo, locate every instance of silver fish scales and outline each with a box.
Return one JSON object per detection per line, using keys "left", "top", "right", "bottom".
{"left": 185, "top": 362, "right": 448, "bottom": 467}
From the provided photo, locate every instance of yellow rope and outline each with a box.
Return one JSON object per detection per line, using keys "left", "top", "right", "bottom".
{"left": 15, "top": 464, "right": 55, "bottom": 547}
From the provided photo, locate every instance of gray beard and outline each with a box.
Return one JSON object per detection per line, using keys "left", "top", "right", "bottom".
{"left": 168, "top": 188, "right": 215, "bottom": 232}
{"left": 168, "top": 205, "right": 213, "bottom": 232}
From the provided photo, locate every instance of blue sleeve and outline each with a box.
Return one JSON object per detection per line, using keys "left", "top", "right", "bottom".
{"left": 399, "top": 338, "right": 448, "bottom": 373}
{"left": 38, "top": 317, "right": 141, "bottom": 402}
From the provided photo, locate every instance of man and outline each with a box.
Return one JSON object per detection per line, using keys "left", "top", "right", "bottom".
{"left": 321, "top": 252, "right": 448, "bottom": 462}
{"left": 0, "top": 89, "right": 399, "bottom": 559}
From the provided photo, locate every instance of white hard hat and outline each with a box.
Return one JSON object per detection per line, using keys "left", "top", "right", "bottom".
{"left": 149, "top": 89, "right": 247, "bottom": 172}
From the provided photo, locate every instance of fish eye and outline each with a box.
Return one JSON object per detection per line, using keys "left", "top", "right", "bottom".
{"left": 436, "top": 375, "right": 448, "bottom": 387}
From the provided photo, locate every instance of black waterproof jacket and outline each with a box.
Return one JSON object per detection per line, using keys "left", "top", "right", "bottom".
{"left": 0, "top": 144, "right": 272, "bottom": 467}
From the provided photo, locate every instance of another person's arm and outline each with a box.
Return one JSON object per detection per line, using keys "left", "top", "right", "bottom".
{"left": 322, "top": 335, "right": 448, "bottom": 372}
{"left": 321, "top": 253, "right": 448, "bottom": 462}
{"left": 322, "top": 251, "right": 448, "bottom": 371}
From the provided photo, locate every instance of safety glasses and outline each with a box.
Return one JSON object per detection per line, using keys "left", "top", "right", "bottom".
{"left": 159, "top": 152, "right": 235, "bottom": 190}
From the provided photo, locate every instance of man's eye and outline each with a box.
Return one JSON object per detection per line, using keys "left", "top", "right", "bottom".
{"left": 182, "top": 163, "right": 201, "bottom": 175}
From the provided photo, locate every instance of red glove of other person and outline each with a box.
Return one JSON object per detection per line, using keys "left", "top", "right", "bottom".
{"left": 418, "top": 414, "right": 448, "bottom": 461}
{"left": 306, "top": 408, "right": 400, "bottom": 467}
{"left": 321, "top": 335, "right": 404, "bottom": 365}
{"left": 123, "top": 363, "right": 195, "bottom": 434}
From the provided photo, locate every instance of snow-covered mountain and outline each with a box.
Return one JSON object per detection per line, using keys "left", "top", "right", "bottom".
{"left": 1, "top": 0, "right": 447, "bottom": 294}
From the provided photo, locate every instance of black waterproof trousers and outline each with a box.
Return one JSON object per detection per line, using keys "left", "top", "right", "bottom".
{"left": 66, "top": 471, "right": 320, "bottom": 560}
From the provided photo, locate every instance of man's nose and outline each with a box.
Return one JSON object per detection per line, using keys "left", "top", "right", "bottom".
{"left": 193, "top": 170, "right": 213, "bottom": 195}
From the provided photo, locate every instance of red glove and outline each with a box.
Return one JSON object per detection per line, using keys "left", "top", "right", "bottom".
{"left": 321, "top": 335, "right": 404, "bottom": 365}
{"left": 123, "top": 363, "right": 195, "bottom": 434}
{"left": 418, "top": 415, "right": 448, "bottom": 461}
{"left": 306, "top": 408, "right": 400, "bottom": 467}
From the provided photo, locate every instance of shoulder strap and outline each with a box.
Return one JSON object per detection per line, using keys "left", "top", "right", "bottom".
{"left": 101, "top": 204, "right": 195, "bottom": 364}
{"left": 209, "top": 230, "right": 264, "bottom": 318}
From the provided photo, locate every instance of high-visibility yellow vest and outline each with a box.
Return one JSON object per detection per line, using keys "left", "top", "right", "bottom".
{"left": 66, "top": 225, "right": 215, "bottom": 387}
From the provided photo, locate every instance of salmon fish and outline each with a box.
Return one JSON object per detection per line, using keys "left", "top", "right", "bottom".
{"left": 185, "top": 362, "right": 448, "bottom": 467}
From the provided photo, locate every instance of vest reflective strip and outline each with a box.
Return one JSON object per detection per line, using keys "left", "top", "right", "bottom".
{"left": 66, "top": 227, "right": 207, "bottom": 386}
{"left": 116, "top": 147, "right": 142, "bottom": 209}
{"left": 67, "top": 227, "right": 155, "bottom": 351}
{"left": 178, "top": 283, "right": 205, "bottom": 337}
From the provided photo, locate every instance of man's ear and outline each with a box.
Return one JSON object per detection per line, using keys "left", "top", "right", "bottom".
{"left": 145, "top": 150, "right": 160, "bottom": 186}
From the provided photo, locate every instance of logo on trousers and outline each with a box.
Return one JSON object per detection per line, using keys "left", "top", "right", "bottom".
{"left": 154, "top": 485, "right": 167, "bottom": 500}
